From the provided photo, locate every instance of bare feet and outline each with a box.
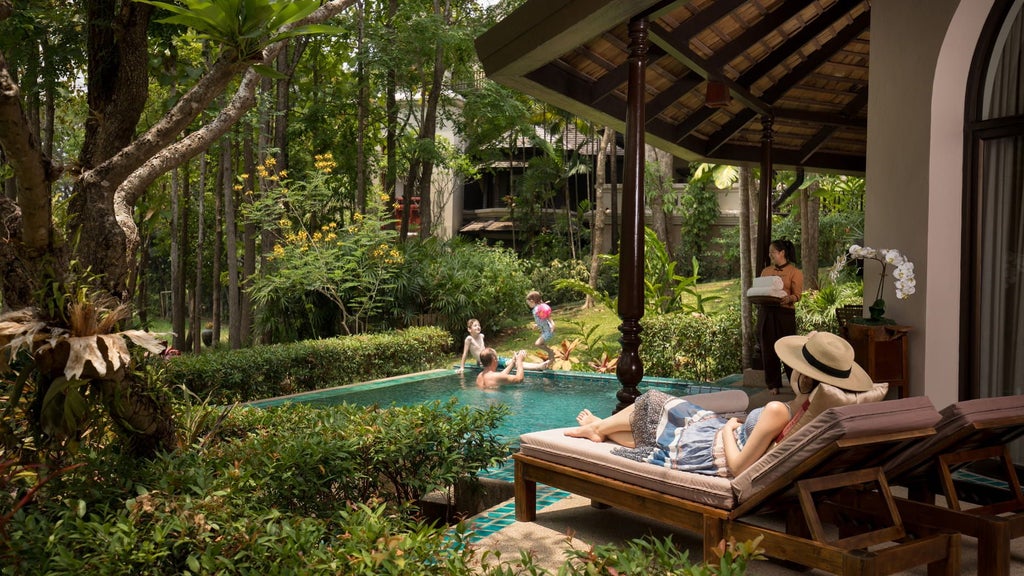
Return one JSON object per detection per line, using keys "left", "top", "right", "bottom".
{"left": 576, "top": 409, "right": 600, "bottom": 425}
{"left": 564, "top": 422, "right": 604, "bottom": 442}
{"left": 768, "top": 387, "right": 780, "bottom": 396}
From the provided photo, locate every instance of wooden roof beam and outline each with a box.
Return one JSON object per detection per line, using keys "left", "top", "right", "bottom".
{"left": 706, "top": 143, "right": 866, "bottom": 174}
{"left": 796, "top": 87, "right": 868, "bottom": 163}
{"left": 645, "top": 75, "right": 702, "bottom": 121}
{"left": 662, "top": 0, "right": 749, "bottom": 41}
{"left": 591, "top": 45, "right": 667, "bottom": 103}
{"left": 704, "top": 11, "right": 871, "bottom": 155}
{"left": 706, "top": 0, "right": 819, "bottom": 69}
{"left": 649, "top": 21, "right": 771, "bottom": 114}
{"left": 772, "top": 107, "right": 866, "bottom": 128}
{"left": 738, "top": 0, "right": 867, "bottom": 85}
{"left": 664, "top": 0, "right": 866, "bottom": 144}
{"left": 524, "top": 62, "right": 704, "bottom": 162}
{"left": 760, "top": 11, "right": 870, "bottom": 103}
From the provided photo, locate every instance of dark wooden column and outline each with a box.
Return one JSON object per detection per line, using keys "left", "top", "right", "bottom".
{"left": 615, "top": 17, "right": 648, "bottom": 412}
{"left": 756, "top": 114, "right": 774, "bottom": 271}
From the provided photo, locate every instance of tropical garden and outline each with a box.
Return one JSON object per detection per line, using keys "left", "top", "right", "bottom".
{"left": 0, "top": 0, "right": 869, "bottom": 573}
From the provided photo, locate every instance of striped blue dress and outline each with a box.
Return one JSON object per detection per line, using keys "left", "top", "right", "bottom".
{"left": 611, "top": 390, "right": 761, "bottom": 477}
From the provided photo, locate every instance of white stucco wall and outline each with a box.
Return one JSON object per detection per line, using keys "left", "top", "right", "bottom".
{"left": 867, "top": 0, "right": 993, "bottom": 406}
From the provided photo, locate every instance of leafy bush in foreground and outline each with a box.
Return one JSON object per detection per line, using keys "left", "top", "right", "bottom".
{"left": 4, "top": 400, "right": 511, "bottom": 574}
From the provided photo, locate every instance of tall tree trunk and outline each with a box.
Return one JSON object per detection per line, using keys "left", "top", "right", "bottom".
{"left": 415, "top": 13, "right": 448, "bottom": 238}
{"left": 414, "top": 0, "right": 451, "bottom": 238}
{"left": 42, "top": 41, "right": 55, "bottom": 161}
{"left": 739, "top": 165, "right": 753, "bottom": 369}
{"left": 645, "top": 145, "right": 673, "bottom": 261}
{"left": 214, "top": 138, "right": 229, "bottom": 346}
{"left": 70, "top": 1, "right": 153, "bottom": 299}
{"left": 355, "top": 0, "right": 368, "bottom": 213}
{"left": 800, "top": 181, "right": 821, "bottom": 291}
{"left": 241, "top": 126, "right": 256, "bottom": 345}
{"left": 170, "top": 166, "right": 186, "bottom": 351}
{"left": 384, "top": 0, "right": 398, "bottom": 224}
{"left": 192, "top": 154, "right": 207, "bottom": 354}
{"left": 224, "top": 133, "right": 242, "bottom": 350}
{"left": 587, "top": 126, "right": 614, "bottom": 308}
{"left": 609, "top": 135, "right": 619, "bottom": 254}
{"left": 135, "top": 228, "right": 151, "bottom": 327}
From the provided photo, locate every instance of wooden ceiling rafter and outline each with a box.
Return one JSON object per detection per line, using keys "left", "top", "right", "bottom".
{"left": 796, "top": 86, "right": 868, "bottom": 163}
{"left": 705, "top": 0, "right": 822, "bottom": 71}
{"left": 650, "top": 21, "right": 770, "bottom": 114}
{"left": 475, "top": 0, "right": 873, "bottom": 174}
{"left": 703, "top": 9, "right": 870, "bottom": 156}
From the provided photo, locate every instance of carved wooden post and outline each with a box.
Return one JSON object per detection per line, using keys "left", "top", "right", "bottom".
{"left": 756, "top": 114, "right": 775, "bottom": 271}
{"left": 615, "top": 17, "right": 648, "bottom": 412}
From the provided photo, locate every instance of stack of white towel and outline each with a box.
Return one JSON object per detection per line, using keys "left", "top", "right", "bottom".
{"left": 746, "top": 276, "right": 788, "bottom": 298}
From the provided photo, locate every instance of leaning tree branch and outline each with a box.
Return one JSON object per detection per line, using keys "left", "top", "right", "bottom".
{"left": 108, "top": 0, "right": 356, "bottom": 207}
{"left": 112, "top": 0, "right": 357, "bottom": 258}
{"left": 114, "top": 69, "right": 261, "bottom": 258}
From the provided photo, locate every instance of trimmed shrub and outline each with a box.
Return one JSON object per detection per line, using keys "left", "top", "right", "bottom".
{"left": 642, "top": 309, "right": 742, "bottom": 382}
{"left": 163, "top": 326, "right": 452, "bottom": 403}
{"left": 528, "top": 258, "right": 591, "bottom": 305}
{"left": 396, "top": 238, "right": 532, "bottom": 337}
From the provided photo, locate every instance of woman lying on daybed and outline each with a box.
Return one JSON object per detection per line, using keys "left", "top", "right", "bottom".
{"left": 566, "top": 331, "right": 877, "bottom": 477}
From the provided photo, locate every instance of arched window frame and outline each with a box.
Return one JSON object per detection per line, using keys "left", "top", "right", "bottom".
{"left": 963, "top": 0, "right": 1024, "bottom": 399}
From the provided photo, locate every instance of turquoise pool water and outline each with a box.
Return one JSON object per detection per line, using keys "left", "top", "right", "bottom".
{"left": 250, "top": 369, "right": 733, "bottom": 441}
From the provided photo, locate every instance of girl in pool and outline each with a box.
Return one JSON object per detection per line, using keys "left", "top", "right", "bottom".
{"left": 565, "top": 331, "right": 874, "bottom": 477}
{"left": 457, "top": 318, "right": 549, "bottom": 373}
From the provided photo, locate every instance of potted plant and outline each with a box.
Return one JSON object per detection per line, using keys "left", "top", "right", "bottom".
{"left": 829, "top": 245, "right": 916, "bottom": 324}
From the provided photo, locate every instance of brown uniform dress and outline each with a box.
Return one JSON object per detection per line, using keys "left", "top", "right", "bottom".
{"left": 757, "top": 263, "right": 804, "bottom": 391}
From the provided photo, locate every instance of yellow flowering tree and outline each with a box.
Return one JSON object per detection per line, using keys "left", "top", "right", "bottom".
{"left": 245, "top": 154, "right": 404, "bottom": 337}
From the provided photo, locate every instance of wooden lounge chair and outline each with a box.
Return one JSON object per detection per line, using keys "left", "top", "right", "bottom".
{"left": 872, "top": 395, "right": 1024, "bottom": 576}
{"left": 513, "top": 394, "right": 960, "bottom": 576}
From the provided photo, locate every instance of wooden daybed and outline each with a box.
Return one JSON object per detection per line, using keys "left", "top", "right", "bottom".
{"left": 513, "top": 393, "right": 961, "bottom": 576}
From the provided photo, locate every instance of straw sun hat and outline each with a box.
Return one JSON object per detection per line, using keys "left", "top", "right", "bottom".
{"left": 774, "top": 331, "right": 873, "bottom": 392}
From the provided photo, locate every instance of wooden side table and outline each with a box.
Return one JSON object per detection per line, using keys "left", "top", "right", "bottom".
{"left": 841, "top": 323, "right": 911, "bottom": 398}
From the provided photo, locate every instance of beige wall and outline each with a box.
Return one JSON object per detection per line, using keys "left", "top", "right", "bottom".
{"left": 866, "top": 0, "right": 993, "bottom": 406}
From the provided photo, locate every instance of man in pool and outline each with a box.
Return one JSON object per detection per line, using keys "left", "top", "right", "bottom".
{"left": 457, "top": 318, "right": 550, "bottom": 373}
{"left": 476, "top": 347, "right": 528, "bottom": 388}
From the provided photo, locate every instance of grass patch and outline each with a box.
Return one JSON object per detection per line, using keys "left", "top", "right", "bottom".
{"left": 483, "top": 276, "right": 743, "bottom": 363}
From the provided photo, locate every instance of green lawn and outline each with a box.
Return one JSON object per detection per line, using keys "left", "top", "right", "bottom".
{"left": 484, "top": 277, "right": 743, "bottom": 363}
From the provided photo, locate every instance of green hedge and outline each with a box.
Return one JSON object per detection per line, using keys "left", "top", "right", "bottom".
{"left": 163, "top": 326, "right": 452, "bottom": 403}
{"left": 641, "top": 309, "right": 742, "bottom": 382}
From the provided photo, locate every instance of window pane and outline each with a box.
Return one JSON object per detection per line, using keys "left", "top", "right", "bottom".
{"left": 977, "top": 135, "right": 1024, "bottom": 399}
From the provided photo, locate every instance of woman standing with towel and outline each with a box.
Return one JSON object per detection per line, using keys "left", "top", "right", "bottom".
{"left": 757, "top": 239, "right": 803, "bottom": 394}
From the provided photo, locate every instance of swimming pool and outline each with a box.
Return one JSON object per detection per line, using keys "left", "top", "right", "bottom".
{"left": 250, "top": 368, "right": 737, "bottom": 441}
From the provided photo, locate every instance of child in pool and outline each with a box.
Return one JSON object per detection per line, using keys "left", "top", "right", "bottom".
{"left": 526, "top": 290, "right": 555, "bottom": 363}
{"left": 457, "top": 318, "right": 549, "bottom": 373}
